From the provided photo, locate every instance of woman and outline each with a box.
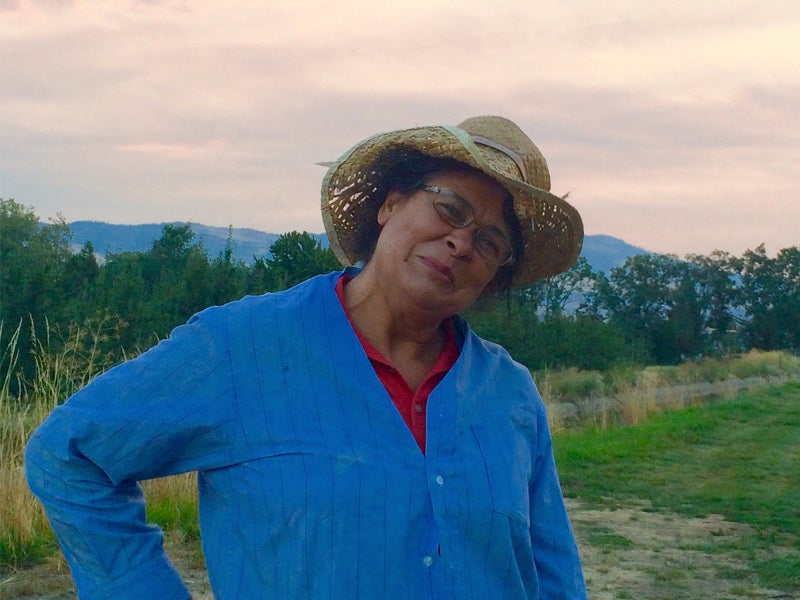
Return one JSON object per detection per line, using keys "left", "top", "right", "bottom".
{"left": 26, "top": 115, "right": 587, "bottom": 599}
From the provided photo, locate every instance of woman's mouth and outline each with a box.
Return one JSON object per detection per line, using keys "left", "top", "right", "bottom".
{"left": 420, "top": 256, "right": 454, "bottom": 285}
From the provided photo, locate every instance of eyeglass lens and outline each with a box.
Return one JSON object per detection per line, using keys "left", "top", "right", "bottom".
{"left": 423, "top": 186, "right": 513, "bottom": 266}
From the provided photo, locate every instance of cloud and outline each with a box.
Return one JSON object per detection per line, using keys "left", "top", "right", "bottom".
{"left": 1, "top": 0, "right": 799, "bottom": 257}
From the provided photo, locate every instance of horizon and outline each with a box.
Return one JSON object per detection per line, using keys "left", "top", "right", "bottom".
{"left": 8, "top": 198, "right": 794, "bottom": 259}
{"left": 63, "top": 216, "right": 790, "bottom": 260}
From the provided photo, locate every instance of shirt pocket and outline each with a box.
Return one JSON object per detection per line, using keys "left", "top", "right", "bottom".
{"left": 470, "top": 422, "right": 533, "bottom": 528}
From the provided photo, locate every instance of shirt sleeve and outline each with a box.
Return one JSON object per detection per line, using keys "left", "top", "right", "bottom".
{"left": 529, "top": 402, "right": 588, "bottom": 599}
{"left": 24, "top": 305, "right": 237, "bottom": 600}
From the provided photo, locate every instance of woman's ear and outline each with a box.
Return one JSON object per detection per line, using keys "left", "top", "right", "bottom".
{"left": 377, "top": 189, "right": 406, "bottom": 226}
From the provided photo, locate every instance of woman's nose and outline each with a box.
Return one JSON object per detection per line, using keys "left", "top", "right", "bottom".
{"left": 445, "top": 227, "right": 476, "bottom": 257}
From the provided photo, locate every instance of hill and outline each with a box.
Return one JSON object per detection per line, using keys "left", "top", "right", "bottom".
{"left": 68, "top": 221, "right": 319, "bottom": 262}
{"left": 580, "top": 234, "right": 649, "bottom": 274}
{"left": 67, "top": 221, "right": 648, "bottom": 272}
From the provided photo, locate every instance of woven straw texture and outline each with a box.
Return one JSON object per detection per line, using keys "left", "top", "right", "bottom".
{"left": 321, "top": 116, "right": 583, "bottom": 290}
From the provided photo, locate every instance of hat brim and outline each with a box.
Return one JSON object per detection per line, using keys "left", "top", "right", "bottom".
{"left": 321, "top": 124, "right": 583, "bottom": 291}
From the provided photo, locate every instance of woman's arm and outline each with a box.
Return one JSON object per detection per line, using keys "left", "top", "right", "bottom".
{"left": 25, "top": 306, "right": 236, "bottom": 599}
{"left": 529, "top": 405, "right": 588, "bottom": 599}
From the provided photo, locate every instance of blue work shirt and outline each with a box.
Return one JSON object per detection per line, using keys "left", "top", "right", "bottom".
{"left": 25, "top": 269, "right": 587, "bottom": 599}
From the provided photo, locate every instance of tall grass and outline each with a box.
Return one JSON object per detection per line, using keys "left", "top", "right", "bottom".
{"left": 538, "top": 350, "right": 800, "bottom": 431}
{"left": 0, "top": 318, "right": 197, "bottom": 570}
{"left": 0, "top": 320, "right": 59, "bottom": 566}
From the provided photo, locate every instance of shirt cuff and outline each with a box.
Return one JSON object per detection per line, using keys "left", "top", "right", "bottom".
{"left": 78, "top": 550, "right": 191, "bottom": 600}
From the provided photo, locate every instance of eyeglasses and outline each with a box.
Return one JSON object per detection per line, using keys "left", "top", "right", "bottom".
{"left": 418, "top": 185, "right": 514, "bottom": 267}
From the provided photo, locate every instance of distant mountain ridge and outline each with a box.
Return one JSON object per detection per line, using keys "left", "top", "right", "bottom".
{"left": 68, "top": 221, "right": 325, "bottom": 263}
{"left": 67, "top": 221, "right": 648, "bottom": 273}
{"left": 580, "top": 234, "right": 649, "bottom": 274}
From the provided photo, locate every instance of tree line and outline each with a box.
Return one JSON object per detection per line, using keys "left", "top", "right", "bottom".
{"left": 1, "top": 198, "right": 798, "bottom": 397}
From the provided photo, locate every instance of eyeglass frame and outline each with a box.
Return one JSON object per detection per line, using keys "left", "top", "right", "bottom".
{"left": 417, "top": 184, "right": 515, "bottom": 267}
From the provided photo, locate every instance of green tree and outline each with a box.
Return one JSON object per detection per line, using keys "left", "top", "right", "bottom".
{"left": 685, "top": 251, "right": 739, "bottom": 355}
{"left": 209, "top": 228, "right": 247, "bottom": 305}
{"left": 505, "top": 258, "right": 593, "bottom": 322}
{"left": 93, "top": 224, "right": 213, "bottom": 350}
{"left": 246, "top": 257, "right": 274, "bottom": 295}
{"left": 466, "top": 302, "right": 641, "bottom": 372}
{"left": 591, "top": 253, "right": 699, "bottom": 364}
{"left": 735, "top": 244, "right": 800, "bottom": 351}
{"left": 60, "top": 241, "right": 101, "bottom": 322}
{"left": 139, "top": 224, "right": 211, "bottom": 343}
{"left": 541, "top": 256, "right": 594, "bottom": 318}
{"left": 663, "top": 268, "right": 704, "bottom": 359}
{"left": 93, "top": 250, "right": 145, "bottom": 350}
{"left": 0, "top": 199, "right": 72, "bottom": 324}
{"left": 0, "top": 199, "right": 74, "bottom": 387}
{"left": 265, "top": 231, "right": 340, "bottom": 290}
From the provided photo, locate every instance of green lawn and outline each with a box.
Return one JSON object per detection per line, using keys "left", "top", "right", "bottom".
{"left": 553, "top": 381, "right": 800, "bottom": 593}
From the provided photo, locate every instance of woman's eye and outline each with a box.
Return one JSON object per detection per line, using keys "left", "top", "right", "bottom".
{"left": 440, "top": 202, "right": 467, "bottom": 224}
{"left": 477, "top": 235, "right": 501, "bottom": 256}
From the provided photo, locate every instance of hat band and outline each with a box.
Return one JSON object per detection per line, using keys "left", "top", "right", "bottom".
{"left": 469, "top": 135, "right": 528, "bottom": 183}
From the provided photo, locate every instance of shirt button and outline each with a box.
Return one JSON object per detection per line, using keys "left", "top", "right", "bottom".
{"left": 423, "top": 555, "right": 434, "bottom": 567}
{"left": 414, "top": 403, "right": 423, "bottom": 413}
{"left": 435, "top": 475, "right": 444, "bottom": 486}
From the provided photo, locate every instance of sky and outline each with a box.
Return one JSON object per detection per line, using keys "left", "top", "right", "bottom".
{"left": 1, "top": 0, "right": 798, "bottom": 258}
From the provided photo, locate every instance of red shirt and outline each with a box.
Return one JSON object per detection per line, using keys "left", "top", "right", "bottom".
{"left": 335, "top": 275, "right": 459, "bottom": 453}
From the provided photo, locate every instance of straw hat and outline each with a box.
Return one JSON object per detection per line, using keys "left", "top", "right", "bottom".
{"left": 321, "top": 115, "right": 583, "bottom": 290}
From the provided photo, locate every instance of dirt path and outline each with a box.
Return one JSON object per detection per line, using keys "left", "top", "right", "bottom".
{"left": 565, "top": 498, "right": 795, "bottom": 599}
{"left": 2, "top": 499, "right": 796, "bottom": 599}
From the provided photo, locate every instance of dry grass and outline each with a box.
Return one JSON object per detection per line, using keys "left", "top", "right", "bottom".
{"left": 0, "top": 322, "right": 59, "bottom": 566}
{"left": 539, "top": 350, "right": 800, "bottom": 431}
{"left": 0, "top": 318, "right": 200, "bottom": 569}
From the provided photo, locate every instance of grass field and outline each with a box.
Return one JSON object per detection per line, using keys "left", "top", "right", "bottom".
{"left": 2, "top": 321, "right": 799, "bottom": 598}
{"left": 554, "top": 381, "right": 800, "bottom": 596}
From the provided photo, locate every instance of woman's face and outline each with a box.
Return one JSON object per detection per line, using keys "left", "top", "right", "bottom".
{"left": 371, "top": 168, "right": 512, "bottom": 317}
